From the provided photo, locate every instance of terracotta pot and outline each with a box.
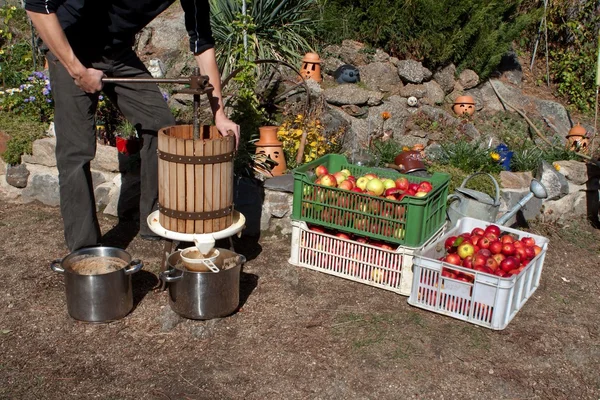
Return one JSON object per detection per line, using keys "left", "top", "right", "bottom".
{"left": 565, "top": 123, "right": 589, "bottom": 153}
{"left": 452, "top": 95, "right": 476, "bottom": 116}
{"left": 255, "top": 126, "right": 287, "bottom": 176}
{"left": 393, "top": 150, "right": 426, "bottom": 173}
{"left": 299, "top": 52, "right": 322, "bottom": 83}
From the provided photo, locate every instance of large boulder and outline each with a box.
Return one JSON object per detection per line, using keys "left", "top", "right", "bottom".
{"left": 322, "top": 40, "right": 372, "bottom": 66}
{"left": 542, "top": 191, "right": 587, "bottom": 222}
{"left": 21, "top": 165, "right": 60, "bottom": 206}
{"left": 92, "top": 144, "right": 120, "bottom": 173}
{"left": 324, "top": 85, "right": 384, "bottom": 107}
{"left": 499, "top": 171, "right": 533, "bottom": 189}
{"left": 394, "top": 60, "right": 432, "bottom": 84}
{"left": 433, "top": 64, "right": 456, "bottom": 94}
{"left": 458, "top": 69, "right": 479, "bottom": 90}
{"left": 21, "top": 137, "right": 57, "bottom": 167}
{"left": 553, "top": 160, "right": 590, "bottom": 185}
{"left": 422, "top": 81, "right": 445, "bottom": 106}
{"left": 358, "top": 62, "right": 402, "bottom": 93}
{"left": 536, "top": 160, "right": 569, "bottom": 201}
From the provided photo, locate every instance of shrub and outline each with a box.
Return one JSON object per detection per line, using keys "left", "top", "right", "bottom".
{"left": 0, "top": 112, "right": 47, "bottom": 165}
{"left": 436, "top": 140, "right": 504, "bottom": 174}
{"left": 0, "top": 70, "right": 53, "bottom": 122}
{"left": 315, "top": 0, "right": 538, "bottom": 79}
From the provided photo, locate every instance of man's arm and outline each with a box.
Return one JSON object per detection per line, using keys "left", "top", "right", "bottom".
{"left": 25, "top": 10, "right": 103, "bottom": 93}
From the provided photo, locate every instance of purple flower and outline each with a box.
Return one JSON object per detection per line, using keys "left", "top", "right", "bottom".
{"left": 42, "top": 88, "right": 50, "bottom": 96}
{"left": 24, "top": 98, "right": 29, "bottom": 103}
{"left": 162, "top": 92, "right": 169, "bottom": 101}
{"left": 27, "top": 76, "right": 34, "bottom": 81}
{"left": 34, "top": 71, "right": 45, "bottom": 79}
{"left": 19, "top": 84, "right": 25, "bottom": 90}
{"left": 98, "top": 95, "right": 104, "bottom": 100}
{"left": 46, "top": 99, "right": 52, "bottom": 103}
{"left": 29, "top": 96, "right": 36, "bottom": 102}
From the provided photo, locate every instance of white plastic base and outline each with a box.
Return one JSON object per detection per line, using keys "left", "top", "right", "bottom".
{"left": 146, "top": 210, "right": 246, "bottom": 255}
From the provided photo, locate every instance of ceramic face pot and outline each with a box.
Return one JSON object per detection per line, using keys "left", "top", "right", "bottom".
{"left": 452, "top": 95, "right": 476, "bottom": 116}
{"left": 255, "top": 126, "right": 287, "bottom": 176}
{"left": 565, "top": 123, "right": 589, "bottom": 153}
{"left": 299, "top": 52, "right": 322, "bottom": 83}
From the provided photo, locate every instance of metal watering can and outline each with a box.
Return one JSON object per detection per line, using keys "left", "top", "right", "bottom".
{"left": 447, "top": 172, "right": 501, "bottom": 227}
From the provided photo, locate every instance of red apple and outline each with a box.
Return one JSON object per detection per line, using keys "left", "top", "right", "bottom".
{"left": 363, "top": 173, "right": 378, "bottom": 180}
{"left": 512, "top": 240, "right": 524, "bottom": 250}
{"left": 474, "top": 265, "right": 493, "bottom": 274}
{"left": 514, "top": 247, "right": 527, "bottom": 261}
{"left": 473, "top": 254, "right": 487, "bottom": 269}
{"left": 417, "top": 181, "right": 433, "bottom": 193}
{"left": 409, "top": 183, "right": 419, "bottom": 192}
{"left": 384, "top": 188, "right": 401, "bottom": 197}
{"left": 471, "top": 227, "right": 485, "bottom": 237}
{"left": 485, "top": 224, "right": 501, "bottom": 237}
{"left": 493, "top": 269, "right": 506, "bottom": 277}
{"left": 491, "top": 253, "right": 505, "bottom": 265}
{"left": 501, "top": 242, "right": 515, "bottom": 256}
{"left": 333, "top": 171, "right": 347, "bottom": 185}
{"left": 442, "top": 268, "right": 458, "bottom": 279}
{"left": 445, "top": 253, "right": 462, "bottom": 266}
{"left": 351, "top": 187, "right": 364, "bottom": 193}
{"left": 355, "top": 237, "right": 368, "bottom": 244}
{"left": 338, "top": 180, "right": 354, "bottom": 190}
{"left": 500, "top": 234, "right": 514, "bottom": 244}
{"left": 485, "top": 257, "right": 499, "bottom": 272}
{"left": 335, "top": 232, "right": 351, "bottom": 240}
{"left": 477, "top": 249, "right": 492, "bottom": 258}
{"left": 462, "top": 255, "right": 473, "bottom": 269}
{"left": 533, "top": 245, "right": 542, "bottom": 256}
{"left": 347, "top": 176, "right": 357, "bottom": 184}
{"left": 478, "top": 237, "right": 491, "bottom": 249}
{"left": 470, "top": 234, "right": 482, "bottom": 246}
{"left": 500, "top": 256, "right": 519, "bottom": 272}
{"left": 315, "top": 165, "right": 328, "bottom": 177}
{"left": 484, "top": 232, "right": 498, "bottom": 242}
{"left": 309, "top": 226, "right": 326, "bottom": 233}
{"left": 521, "top": 236, "right": 536, "bottom": 247}
{"left": 488, "top": 240, "right": 503, "bottom": 255}
{"left": 445, "top": 236, "right": 459, "bottom": 252}
{"left": 320, "top": 174, "right": 337, "bottom": 187}
{"left": 395, "top": 177, "right": 409, "bottom": 191}
{"left": 524, "top": 246, "right": 536, "bottom": 259}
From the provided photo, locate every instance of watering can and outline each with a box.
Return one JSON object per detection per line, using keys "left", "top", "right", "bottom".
{"left": 447, "top": 172, "right": 501, "bottom": 227}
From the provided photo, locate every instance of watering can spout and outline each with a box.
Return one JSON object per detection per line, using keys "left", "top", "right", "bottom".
{"left": 495, "top": 179, "right": 548, "bottom": 225}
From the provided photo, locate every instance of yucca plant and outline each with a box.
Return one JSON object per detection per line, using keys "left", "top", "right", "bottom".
{"left": 210, "top": 0, "right": 318, "bottom": 78}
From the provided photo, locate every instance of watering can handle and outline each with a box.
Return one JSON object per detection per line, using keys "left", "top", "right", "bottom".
{"left": 460, "top": 172, "right": 501, "bottom": 206}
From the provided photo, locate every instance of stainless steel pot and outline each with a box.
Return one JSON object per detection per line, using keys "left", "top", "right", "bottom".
{"left": 50, "top": 247, "right": 143, "bottom": 322}
{"left": 160, "top": 248, "right": 245, "bottom": 320}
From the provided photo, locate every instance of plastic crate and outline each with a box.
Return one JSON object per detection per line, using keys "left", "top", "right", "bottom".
{"left": 292, "top": 154, "right": 450, "bottom": 247}
{"left": 407, "top": 217, "right": 549, "bottom": 330}
{"left": 289, "top": 220, "right": 446, "bottom": 296}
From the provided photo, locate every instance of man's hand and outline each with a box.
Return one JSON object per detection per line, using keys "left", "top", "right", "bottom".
{"left": 74, "top": 68, "right": 104, "bottom": 93}
{"left": 215, "top": 113, "right": 240, "bottom": 149}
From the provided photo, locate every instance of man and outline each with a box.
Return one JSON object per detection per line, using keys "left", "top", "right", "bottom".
{"left": 24, "top": 1, "right": 240, "bottom": 251}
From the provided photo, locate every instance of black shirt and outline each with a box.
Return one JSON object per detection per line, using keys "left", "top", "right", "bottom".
{"left": 25, "top": 0, "right": 214, "bottom": 57}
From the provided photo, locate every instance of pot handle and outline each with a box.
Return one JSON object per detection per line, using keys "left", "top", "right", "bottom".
{"left": 124, "top": 259, "right": 144, "bottom": 275}
{"left": 159, "top": 268, "right": 183, "bottom": 283}
{"left": 50, "top": 259, "right": 64, "bottom": 274}
{"left": 460, "top": 172, "right": 501, "bottom": 206}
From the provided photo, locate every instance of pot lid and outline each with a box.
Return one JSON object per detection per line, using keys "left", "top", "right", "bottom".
{"left": 455, "top": 188, "right": 499, "bottom": 206}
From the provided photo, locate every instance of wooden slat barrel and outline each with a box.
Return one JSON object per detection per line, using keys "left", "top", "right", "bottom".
{"left": 157, "top": 125, "right": 234, "bottom": 234}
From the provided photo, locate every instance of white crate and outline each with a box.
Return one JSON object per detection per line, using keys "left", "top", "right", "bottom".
{"left": 289, "top": 220, "right": 445, "bottom": 296}
{"left": 407, "top": 217, "right": 549, "bottom": 330}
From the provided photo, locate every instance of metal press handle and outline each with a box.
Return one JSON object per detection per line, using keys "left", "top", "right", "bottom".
{"left": 50, "top": 259, "right": 64, "bottom": 274}
{"left": 460, "top": 172, "right": 501, "bottom": 205}
{"left": 124, "top": 259, "right": 144, "bottom": 275}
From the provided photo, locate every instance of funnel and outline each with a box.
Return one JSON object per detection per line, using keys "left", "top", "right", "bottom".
{"left": 496, "top": 179, "right": 548, "bottom": 225}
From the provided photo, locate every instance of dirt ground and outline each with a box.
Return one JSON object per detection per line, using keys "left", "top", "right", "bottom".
{"left": 0, "top": 201, "right": 599, "bottom": 400}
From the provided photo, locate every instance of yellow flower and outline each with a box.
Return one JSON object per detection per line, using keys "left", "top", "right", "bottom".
{"left": 10, "top": 6, "right": 16, "bottom": 10}
{"left": 553, "top": 162, "right": 561, "bottom": 171}
{"left": 490, "top": 152, "right": 500, "bottom": 161}
{"left": 381, "top": 111, "right": 391, "bottom": 120}
{"left": 402, "top": 146, "right": 410, "bottom": 152}
{"left": 0, "top": 49, "right": 4, "bottom": 55}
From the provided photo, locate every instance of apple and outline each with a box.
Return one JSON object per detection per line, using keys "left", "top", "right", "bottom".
{"left": 477, "top": 249, "right": 492, "bottom": 258}
{"left": 442, "top": 268, "right": 458, "bottom": 279}
{"left": 335, "top": 232, "right": 352, "bottom": 240}
{"left": 501, "top": 242, "right": 515, "bottom": 256}
{"left": 339, "top": 169, "right": 352, "bottom": 178}
{"left": 395, "top": 177, "right": 409, "bottom": 191}
{"left": 500, "top": 234, "right": 514, "bottom": 244}
{"left": 521, "top": 236, "right": 536, "bottom": 247}
{"left": 484, "top": 224, "right": 501, "bottom": 237}
{"left": 457, "top": 242, "right": 475, "bottom": 259}
{"left": 356, "top": 177, "right": 369, "bottom": 190}
{"left": 333, "top": 171, "right": 347, "bottom": 185}
{"left": 351, "top": 187, "right": 364, "bottom": 193}
{"left": 484, "top": 232, "right": 498, "bottom": 242}
{"left": 315, "top": 165, "right": 328, "bottom": 178}
{"left": 471, "top": 227, "right": 485, "bottom": 237}
{"left": 473, "top": 254, "right": 487, "bottom": 269}
{"left": 478, "top": 237, "right": 491, "bottom": 249}
{"left": 445, "top": 253, "right": 462, "bottom": 266}
{"left": 355, "top": 237, "right": 368, "bottom": 244}
{"left": 414, "top": 191, "right": 428, "bottom": 197}
{"left": 417, "top": 181, "right": 433, "bottom": 193}
{"left": 347, "top": 176, "right": 357, "bottom": 184}
{"left": 338, "top": 180, "right": 354, "bottom": 191}
{"left": 406, "top": 189, "right": 417, "bottom": 196}
{"left": 491, "top": 253, "right": 505, "bottom": 265}
{"left": 470, "top": 234, "right": 482, "bottom": 246}
{"left": 460, "top": 232, "right": 472, "bottom": 240}
{"left": 393, "top": 228, "right": 405, "bottom": 240}
{"left": 485, "top": 257, "right": 499, "bottom": 272}
{"left": 364, "top": 173, "right": 378, "bottom": 180}
{"left": 488, "top": 240, "right": 502, "bottom": 255}
{"left": 500, "top": 256, "right": 519, "bottom": 272}
{"left": 524, "top": 246, "right": 536, "bottom": 259}
{"left": 445, "top": 236, "right": 459, "bottom": 252}
{"left": 409, "top": 183, "right": 419, "bottom": 192}
{"left": 384, "top": 188, "right": 401, "bottom": 197}
{"left": 309, "top": 225, "right": 326, "bottom": 233}
{"left": 514, "top": 247, "right": 527, "bottom": 261}
{"left": 474, "top": 265, "right": 493, "bottom": 274}
{"left": 371, "top": 268, "right": 386, "bottom": 283}
{"left": 494, "top": 269, "right": 506, "bottom": 277}
{"left": 512, "top": 240, "right": 524, "bottom": 250}
{"left": 320, "top": 174, "right": 337, "bottom": 187}
{"left": 382, "top": 179, "right": 397, "bottom": 190}
{"left": 533, "top": 245, "right": 542, "bottom": 256}
{"left": 462, "top": 255, "right": 473, "bottom": 269}
{"left": 366, "top": 179, "right": 385, "bottom": 196}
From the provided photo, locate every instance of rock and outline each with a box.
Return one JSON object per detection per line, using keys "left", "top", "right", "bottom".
{"left": 423, "top": 81, "right": 445, "bottom": 105}
{"left": 21, "top": 137, "right": 56, "bottom": 167}
{"left": 102, "top": 184, "right": 120, "bottom": 217}
{"left": 542, "top": 191, "right": 587, "bottom": 222}
{"left": 170, "top": 92, "right": 193, "bottom": 107}
{"left": 499, "top": 171, "right": 533, "bottom": 189}
{"left": 159, "top": 305, "right": 183, "bottom": 332}
{"left": 21, "top": 170, "right": 60, "bottom": 206}
{"left": 433, "top": 64, "right": 456, "bottom": 94}
{"left": 498, "top": 188, "right": 543, "bottom": 226}
{"left": 464, "top": 88, "right": 485, "bottom": 111}
{"left": 5, "top": 164, "right": 29, "bottom": 188}
{"left": 372, "top": 49, "right": 390, "bottom": 63}
{"left": 144, "top": 13, "right": 187, "bottom": 56}
{"left": 554, "top": 160, "right": 589, "bottom": 185}
{"left": 323, "top": 85, "right": 383, "bottom": 106}
{"left": 458, "top": 69, "right": 479, "bottom": 89}
{"left": 0, "top": 158, "right": 5, "bottom": 175}
{"left": 567, "top": 181, "right": 586, "bottom": 194}
{"left": 496, "top": 51, "right": 523, "bottom": 86}
{"left": 261, "top": 190, "right": 293, "bottom": 231}
{"left": 358, "top": 62, "right": 402, "bottom": 92}
{"left": 91, "top": 143, "right": 119, "bottom": 173}
{"left": 0, "top": 171, "right": 22, "bottom": 201}
{"left": 321, "top": 56, "right": 345, "bottom": 76}
{"left": 534, "top": 99, "right": 571, "bottom": 138}
{"left": 188, "top": 318, "right": 219, "bottom": 339}
{"left": 91, "top": 170, "right": 108, "bottom": 188}
{"left": 46, "top": 122, "right": 55, "bottom": 137}
{"left": 396, "top": 60, "right": 432, "bottom": 84}
{"left": 536, "top": 160, "right": 569, "bottom": 201}
{"left": 263, "top": 174, "right": 294, "bottom": 193}
{"left": 399, "top": 83, "right": 427, "bottom": 99}
{"left": 147, "top": 59, "right": 165, "bottom": 78}
{"left": 94, "top": 182, "right": 113, "bottom": 212}
{"left": 322, "top": 40, "right": 371, "bottom": 66}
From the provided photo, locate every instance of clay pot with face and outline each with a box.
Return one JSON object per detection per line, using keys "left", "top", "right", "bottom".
{"left": 566, "top": 123, "right": 589, "bottom": 154}
{"left": 452, "top": 95, "right": 476, "bottom": 116}
{"left": 299, "top": 53, "right": 322, "bottom": 83}
{"left": 255, "top": 126, "right": 287, "bottom": 176}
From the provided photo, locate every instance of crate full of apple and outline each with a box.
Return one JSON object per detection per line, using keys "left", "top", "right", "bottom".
{"left": 289, "top": 220, "right": 445, "bottom": 296}
{"left": 407, "top": 217, "right": 549, "bottom": 330}
{"left": 292, "top": 154, "right": 450, "bottom": 247}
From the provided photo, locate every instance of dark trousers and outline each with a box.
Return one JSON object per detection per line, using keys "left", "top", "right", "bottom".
{"left": 47, "top": 48, "right": 176, "bottom": 251}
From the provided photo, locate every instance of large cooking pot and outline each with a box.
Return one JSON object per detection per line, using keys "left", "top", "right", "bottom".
{"left": 160, "top": 248, "right": 246, "bottom": 320}
{"left": 50, "top": 247, "right": 143, "bottom": 322}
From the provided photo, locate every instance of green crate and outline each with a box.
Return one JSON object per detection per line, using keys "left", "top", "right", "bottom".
{"left": 292, "top": 154, "right": 450, "bottom": 247}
